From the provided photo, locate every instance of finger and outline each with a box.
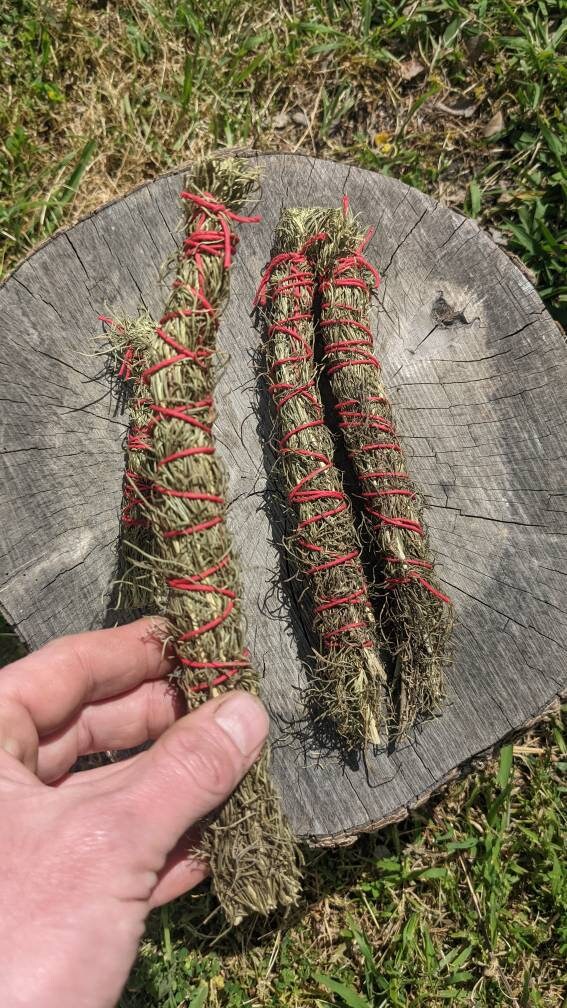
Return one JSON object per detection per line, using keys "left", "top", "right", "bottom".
{"left": 37, "top": 679, "right": 186, "bottom": 783}
{"left": 0, "top": 745, "right": 43, "bottom": 788}
{"left": 54, "top": 752, "right": 143, "bottom": 788}
{"left": 150, "top": 858, "right": 209, "bottom": 909}
{"left": 0, "top": 698, "right": 40, "bottom": 773}
{"left": 0, "top": 618, "right": 174, "bottom": 741}
{"left": 107, "top": 691, "right": 269, "bottom": 859}
{"left": 149, "top": 829, "right": 209, "bottom": 908}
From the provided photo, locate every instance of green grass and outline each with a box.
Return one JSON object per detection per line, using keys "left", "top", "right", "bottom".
{"left": 1, "top": 0, "right": 566, "bottom": 318}
{"left": 1, "top": 0, "right": 566, "bottom": 1004}
{"left": 120, "top": 730, "right": 567, "bottom": 1007}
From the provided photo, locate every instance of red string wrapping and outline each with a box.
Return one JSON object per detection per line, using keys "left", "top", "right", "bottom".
{"left": 258, "top": 213, "right": 388, "bottom": 749}
{"left": 106, "top": 162, "right": 303, "bottom": 926}
{"left": 107, "top": 185, "right": 261, "bottom": 694}
{"left": 313, "top": 205, "right": 453, "bottom": 732}
{"left": 318, "top": 248, "right": 450, "bottom": 602}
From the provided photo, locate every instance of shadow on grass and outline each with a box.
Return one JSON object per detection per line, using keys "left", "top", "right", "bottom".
{"left": 119, "top": 788, "right": 451, "bottom": 1007}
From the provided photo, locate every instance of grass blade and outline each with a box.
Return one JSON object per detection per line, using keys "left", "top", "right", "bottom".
{"left": 314, "top": 971, "right": 372, "bottom": 1008}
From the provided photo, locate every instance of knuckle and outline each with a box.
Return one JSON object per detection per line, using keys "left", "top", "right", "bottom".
{"left": 159, "top": 725, "right": 238, "bottom": 799}
{"left": 0, "top": 699, "right": 38, "bottom": 771}
{"left": 146, "top": 681, "right": 175, "bottom": 739}
{"left": 40, "top": 636, "right": 95, "bottom": 699}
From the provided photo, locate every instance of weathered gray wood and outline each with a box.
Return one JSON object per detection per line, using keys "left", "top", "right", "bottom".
{"left": 1, "top": 152, "right": 565, "bottom": 844}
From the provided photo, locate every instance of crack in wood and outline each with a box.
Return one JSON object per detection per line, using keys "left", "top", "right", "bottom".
{"left": 1, "top": 152, "right": 565, "bottom": 841}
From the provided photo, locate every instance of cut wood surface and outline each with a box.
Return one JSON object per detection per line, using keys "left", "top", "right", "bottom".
{"left": 1, "top": 152, "right": 566, "bottom": 844}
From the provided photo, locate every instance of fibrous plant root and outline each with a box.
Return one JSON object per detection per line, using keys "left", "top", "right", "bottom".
{"left": 108, "top": 157, "right": 301, "bottom": 924}
{"left": 307, "top": 199, "right": 453, "bottom": 736}
{"left": 256, "top": 208, "right": 389, "bottom": 752}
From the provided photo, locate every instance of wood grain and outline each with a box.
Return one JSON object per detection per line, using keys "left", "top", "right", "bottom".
{"left": 1, "top": 152, "right": 565, "bottom": 843}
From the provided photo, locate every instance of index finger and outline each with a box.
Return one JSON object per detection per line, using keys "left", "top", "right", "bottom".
{"left": 0, "top": 618, "right": 175, "bottom": 738}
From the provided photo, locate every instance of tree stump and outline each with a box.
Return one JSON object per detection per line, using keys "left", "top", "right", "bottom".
{"left": 1, "top": 152, "right": 565, "bottom": 845}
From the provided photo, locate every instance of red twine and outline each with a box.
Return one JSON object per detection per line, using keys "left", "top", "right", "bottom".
{"left": 260, "top": 240, "right": 372, "bottom": 647}
{"left": 107, "top": 190, "right": 260, "bottom": 691}
{"left": 319, "top": 212, "right": 450, "bottom": 609}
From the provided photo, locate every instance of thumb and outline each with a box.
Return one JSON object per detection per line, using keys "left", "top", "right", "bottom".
{"left": 111, "top": 690, "right": 269, "bottom": 863}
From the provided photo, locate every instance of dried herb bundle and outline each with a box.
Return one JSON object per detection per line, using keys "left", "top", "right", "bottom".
{"left": 309, "top": 203, "right": 453, "bottom": 734}
{"left": 256, "top": 208, "right": 388, "bottom": 750}
{"left": 108, "top": 158, "right": 301, "bottom": 924}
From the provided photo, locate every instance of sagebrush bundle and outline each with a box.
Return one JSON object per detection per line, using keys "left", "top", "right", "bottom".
{"left": 257, "top": 208, "right": 388, "bottom": 750}
{"left": 108, "top": 158, "right": 301, "bottom": 924}
{"left": 307, "top": 202, "right": 453, "bottom": 733}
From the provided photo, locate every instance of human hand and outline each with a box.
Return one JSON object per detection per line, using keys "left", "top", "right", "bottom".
{"left": 0, "top": 618, "right": 268, "bottom": 1008}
